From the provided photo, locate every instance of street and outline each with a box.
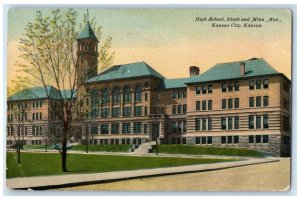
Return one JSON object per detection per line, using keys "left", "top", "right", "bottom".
{"left": 61, "top": 158, "right": 290, "bottom": 191}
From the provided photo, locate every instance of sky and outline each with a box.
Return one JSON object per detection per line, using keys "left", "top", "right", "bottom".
{"left": 7, "top": 8, "right": 292, "bottom": 87}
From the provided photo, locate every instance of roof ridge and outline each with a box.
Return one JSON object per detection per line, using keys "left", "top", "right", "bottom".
{"left": 216, "top": 57, "right": 262, "bottom": 65}
{"left": 164, "top": 77, "right": 190, "bottom": 81}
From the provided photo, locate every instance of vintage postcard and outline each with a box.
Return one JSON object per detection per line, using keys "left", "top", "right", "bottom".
{"left": 5, "top": 7, "right": 292, "bottom": 192}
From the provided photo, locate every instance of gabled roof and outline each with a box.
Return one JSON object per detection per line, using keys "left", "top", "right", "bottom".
{"left": 77, "top": 21, "right": 98, "bottom": 41}
{"left": 186, "top": 58, "right": 280, "bottom": 84}
{"left": 161, "top": 77, "right": 191, "bottom": 89}
{"left": 8, "top": 86, "right": 76, "bottom": 101}
{"left": 85, "top": 61, "right": 165, "bottom": 83}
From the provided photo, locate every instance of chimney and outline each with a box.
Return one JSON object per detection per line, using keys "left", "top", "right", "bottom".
{"left": 189, "top": 66, "right": 200, "bottom": 77}
{"left": 240, "top": 62, "right": 245, "bottom": 76}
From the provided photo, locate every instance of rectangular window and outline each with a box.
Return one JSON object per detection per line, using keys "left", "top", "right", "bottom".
{"left": 228, "top": 83, "right": 233, "bottom": 92}
{"left": 172, "top": 105, "right": 176, "bottom": 115}
{"left": 183, "top": 90, "right": 187, "bottom": 98}
{"left": 263, "top": 135, "right": 269, "bottom": 143}
{"left": 256, "top": 115, "right": 261, "bottom": 129}
{"left": 234, "top": 136, "right": 239, "bottom": 143}
{"left": 178, "top": 121, "right": 183, "bottom": 133}
{"left": 172, "top": 121, "right": 178, "bottom": 133}
{"left": 183, "top": 121, "right": 187, "bottom": 132}
{"left": 221, "top": 117, "right": 226, "bottom": 130}
{"left": 256, "top": 96, "right": 261, "bottom": 107}
{"left": 112, "top": 107, "right": 120, "bottom": 117}
{"left": 122, "top": 123, "right": 131, "bottom": 134}
{"left": 263, "top": 96, "right": 269, "bottom": 107}
{"left": 256, "top": 79, "right": 261, "bottom": 89}
{"left": 249, "top": 97, "right": 254, "bottom": 107}
{"left": 111, "top": 123, "right": 119, "bottom": 134}
{"left": 101, "top": 124, "right": 109, "bottom": 134}
{"left": 178, "top": 105, "right": 182, "bottom": 114}
{"left": 283, "top": 98, "right": 289, "bottom": 109}
{"left": 202, "top": 85, "right": 207, "bottom": 94}
{"left": 202, "top": 118, "right": 207, "bottom": 131}
{"left": 249, "top": 115, "right": 254, "bottom": 129}
{"left": 201, "top": 136, "right": 206, "bottom": 144}
{"left": 283, "top": 116, "right": 290, "bottom": 131}
{"left": 283, "top": 82, "right": 290, "bottom": 93}
{"left": 208, "top": 100, "right": 212, "bottom": 110}
{"left": 196, "top": 86, "right": 201, "bottom": 95}
{"left": 227, "top": 136, "right": 233, "bottom": 144}
{"left": 183, "top": 104, "right": 187, "bottom": 114}
{"left": 235, "top": 82, "right": 239, "bottom": 91}
{"left": 208, "top": 84, "right": 212, "bottom": 93}
{"left": 263, "top": 79, "right": 269, "bottom": 89}
{"left": 101, "top": 108, "right": 110, "bottom": 118}
{"left": 207, "top": 136, "right": 212, "bottom": 144}
{"left": 133, "top": 122, "right": 142, "bottom": 133}
{"left": 196, "top": 137, "right": 201, "bottom": 144}
{"left": 144, "top": 106, "right": 148, "bottom": 115}
{"left": 196, "top": 101, "right": 201, "bottom": 111}
{"left": 134, "top": 106, "right": 142, "bottom": 116}
{"left": 123, "top": 107, "right": 131, "bottom": 117}
{"left": 234, "top": 98, "right": 239, "bottom": 108}
{"left": 195, "top": 118, "right": 201, "bottom": 131}
{"left": 228, "top": 117, "right": 233, "bottom": 130}
{"left": 222, "top": 83, "right": 227, "bottom": 92}
{"left": 222, "top": 99, "right": 226, "bottom": 109}
{"left": 263, "top": 114, "right": 269, "bottom": 129}
{"left": 178, "top": 91, "right": 183, "bottom": 99}
{"left": 208, "top": 118, "right": 212, "bottom": 130}
{"left": 234, "top": 116, "right": 239, "bottom": 129}
{"left": 202, "top": 101, "right": 206, "bottom": 111}
{"left": 249, "top": 135, "right": 254, "bottom": 143}
{"left": 255, "top": 135, "right": 261, "bottom": 143}
{"left": 249, "top": 80, "right": 255, "bottom": 90}
{"left": 221, "top": 136, "right": 226, "bottom": 144}
{"left": 145, "top": 93, "right": 148, "bottom": 101}
{"left": 172, "top": 91, "right": 177, "bottom": 99}
{"left": 228, "top": 98, "right": 233, "bottom": 109}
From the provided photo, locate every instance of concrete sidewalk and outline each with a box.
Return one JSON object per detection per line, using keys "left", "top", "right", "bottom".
{"left": 6, "top": 158, "right": 278, "bottom": 190}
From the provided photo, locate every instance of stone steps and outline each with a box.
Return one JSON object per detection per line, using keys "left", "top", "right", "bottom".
{"left": 133, "top": 141, "right": 156, "bottom": 154}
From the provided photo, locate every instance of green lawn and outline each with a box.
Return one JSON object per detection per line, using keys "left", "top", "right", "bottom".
{"left": 71, "top": 145, "right": 131, "bottom": 152}
{"left": 23, "top": 145, "right": 132, "bottom": 152}
{"left": 153, "top": 145, "right": 265, "bottom": 157}
{"left": 6, "top": 152, "right": 237, "bottom": 178}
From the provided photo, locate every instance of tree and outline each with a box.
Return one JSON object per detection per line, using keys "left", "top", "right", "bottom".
{"left": 13, "top": 9, "right": 114, "bottom": 172}
{"left": 7, "top": 91, "right": 28, "bottom": 165}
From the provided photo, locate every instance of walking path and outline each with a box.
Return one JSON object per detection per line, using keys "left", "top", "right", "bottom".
{"left": 6, "top": 157, "right": 278, "bottom": 190}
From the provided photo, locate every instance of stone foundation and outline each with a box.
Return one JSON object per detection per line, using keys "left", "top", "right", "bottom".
{"left": 167, "top": 134, "right": 290, "bottom": 157}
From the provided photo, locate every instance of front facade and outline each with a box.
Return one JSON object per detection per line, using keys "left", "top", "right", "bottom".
{"left": 6, "top": 23, "right": 291, "bottom": 156}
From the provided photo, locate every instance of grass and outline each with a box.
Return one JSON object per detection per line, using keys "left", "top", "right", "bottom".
{"left": 6, "top": 152, "right": 237, "bottom": 178}
{"left": 23, "top": 145, "right": 55, "bottom": 150}
{"left": 71, "top": 145, "right": 132, "bottom": 152}
{"left": 153, "top": 145, "right": 265, "bottom": 157}
{"left": 22, "top": 145, "right": 132, "bottom": 152}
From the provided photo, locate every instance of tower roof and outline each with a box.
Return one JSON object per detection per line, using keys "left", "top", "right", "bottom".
{"left": 77, "top": 21, "right": 98, "bottom": 41}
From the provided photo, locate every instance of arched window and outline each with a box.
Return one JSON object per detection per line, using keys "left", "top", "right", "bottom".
{"left": 134, "top": 85, "right": 142, "bottom": 102}
{"left": 101, "top": 88, "right": 110, "bottom": 104}
{"left": 123, "top": 86, "right": 131, "bottom": 103}
{"left": 112, "top": 87, "right": 120, "bottom": 104}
